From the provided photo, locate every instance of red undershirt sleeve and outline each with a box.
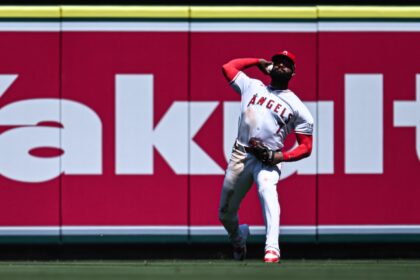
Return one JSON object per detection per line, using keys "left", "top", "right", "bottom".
{"left": 222, "top": 58, "right": 260, "bottom": 82}
{"left": 282, "top": 133, "right": 313, "bottom": 162}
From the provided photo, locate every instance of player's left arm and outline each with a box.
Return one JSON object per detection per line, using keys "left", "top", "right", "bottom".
{"left": 274, "top": 133, "right": 313, "bottom": 163}
{"left": 273, "top": 97, "right": 314, "bottom": 164}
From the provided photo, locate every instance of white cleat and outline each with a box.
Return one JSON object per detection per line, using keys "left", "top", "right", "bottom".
{"left": 264, "top": 249, "right": 280, "bottom": 263}
{"left": 233, "top": 224, "right": 250, "bottom": 261}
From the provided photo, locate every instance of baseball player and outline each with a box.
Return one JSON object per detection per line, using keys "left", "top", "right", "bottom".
{"left": 219, "top": 51, "right": 313, "bottom": 263}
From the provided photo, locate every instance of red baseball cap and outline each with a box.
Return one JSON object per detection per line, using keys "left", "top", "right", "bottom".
{"left": 272, "top": 50, "right": 296, "bottom": 65}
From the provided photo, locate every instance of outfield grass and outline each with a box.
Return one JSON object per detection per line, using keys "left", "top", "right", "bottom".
{"left": 0, "top": 260, "right": 419, "bottom": 280}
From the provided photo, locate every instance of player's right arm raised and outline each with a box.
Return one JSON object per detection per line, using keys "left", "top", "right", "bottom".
{"left": 222, "top": 58, "right": 272, "bottom": 82}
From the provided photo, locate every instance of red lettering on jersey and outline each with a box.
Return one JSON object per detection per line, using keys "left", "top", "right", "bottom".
{"left": 247, "top": 94, "right": 257, "bottom": 107}
{"left": 257, "top": 97, "right": 267, "bottom": 105}
{"left": 266, "top": 99, "right": 274, "bottom": 109}
{"left": 274, "top": 104, "right": 282, "bottom": 113}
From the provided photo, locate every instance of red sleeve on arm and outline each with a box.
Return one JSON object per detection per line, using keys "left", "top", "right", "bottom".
{"left": 222, "top": 58, "right": 260, "bottom": 82}
{"left": 282, "top": 134, "right": 313, "bottom": 162}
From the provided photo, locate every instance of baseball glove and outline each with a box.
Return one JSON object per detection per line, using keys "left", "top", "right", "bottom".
{"left": 248, "top": 137, "right": 276, "bottom": 165}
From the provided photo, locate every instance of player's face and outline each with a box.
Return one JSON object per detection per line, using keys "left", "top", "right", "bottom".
{"left": 270, "top": 56, "right": 295, "bottom": 81}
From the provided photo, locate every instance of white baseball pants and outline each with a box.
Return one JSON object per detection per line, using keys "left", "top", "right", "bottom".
{"left": 218, "top": 145, "right": 281, "bottom": 252}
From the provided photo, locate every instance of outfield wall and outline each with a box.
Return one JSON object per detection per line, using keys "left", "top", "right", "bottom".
{"left": 0, "top": 6, "right": 419, "bottom": 244}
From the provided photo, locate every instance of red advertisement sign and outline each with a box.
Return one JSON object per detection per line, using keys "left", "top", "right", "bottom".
{"left": 61, "top": 32, "right": 190, "bottom": 227}
{"left": 0, "top": 32, "right": 60, "bottom": 229}
{"left": 0, "top": 23, "right": 419, "bottom": 240}
{"left": 318, "top": 32, "right": 420, "bottom": 226}
{"left": 189, "top": 32, "right": 317, "bottom": 228}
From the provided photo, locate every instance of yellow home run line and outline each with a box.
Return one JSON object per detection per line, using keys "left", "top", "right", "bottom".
{"left": 62, "top": 6, "right": 189, "bottom": 18}
{"left": 0, "top": 6, "right": 59, "bottom": 18}
{"left": 190, "top": 6, "right": 316, "bottom": 19}
{"left": 0, "top": 6, "right": 418, "bottom": 19}
{"left": 318, "top": 6, "right": 420, "bottom": 18}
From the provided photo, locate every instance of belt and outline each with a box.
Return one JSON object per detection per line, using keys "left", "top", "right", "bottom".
{"left": 234, "top": 140, "right": 253, "bottom": 153}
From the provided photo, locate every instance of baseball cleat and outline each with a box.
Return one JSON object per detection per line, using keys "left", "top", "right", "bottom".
{"left": 233, "top": 224, "right": 250, "bottom": 261}
{"left": 264, "top": 249, "right": 280, "bottom": 263}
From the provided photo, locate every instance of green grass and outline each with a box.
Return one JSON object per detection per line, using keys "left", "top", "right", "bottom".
{"left": 0, "top": 260, "right": 420, "bottom": 280}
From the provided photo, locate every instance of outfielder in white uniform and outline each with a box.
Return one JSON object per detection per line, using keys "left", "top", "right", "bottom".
{"left": 219, "top": 51, "right": 314, "bottom": 263}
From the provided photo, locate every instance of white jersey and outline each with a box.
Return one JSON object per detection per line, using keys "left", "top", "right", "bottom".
{"left": 231, "top": 71, "right": 314, "bottom": 150}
